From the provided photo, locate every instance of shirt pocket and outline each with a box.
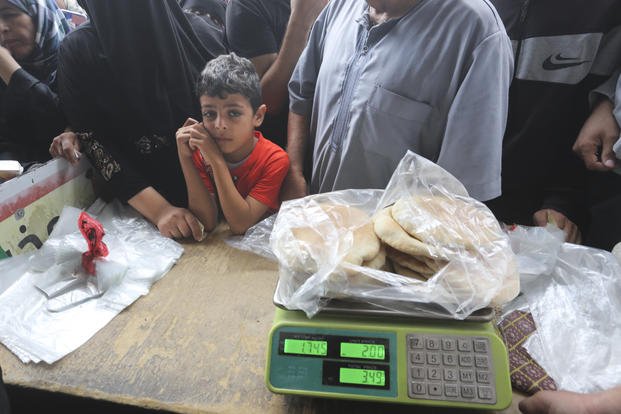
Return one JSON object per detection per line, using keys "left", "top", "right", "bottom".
{"left": 363, "top": 84, "right": 433, "bottom": 161}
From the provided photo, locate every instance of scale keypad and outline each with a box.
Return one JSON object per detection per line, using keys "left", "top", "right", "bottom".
{"left": 407, "top": 334, "right": 496, "bottom": 404}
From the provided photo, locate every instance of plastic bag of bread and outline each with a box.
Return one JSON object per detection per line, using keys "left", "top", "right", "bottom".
{"left": 229, "top": 151, "right": 519, "bottom": 318}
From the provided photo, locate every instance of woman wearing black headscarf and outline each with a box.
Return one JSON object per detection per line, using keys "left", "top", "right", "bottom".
{"left": 180, "top": 0, "right": 227, "bottom": 57}
{"left": 0, "top": 0, "right": 69, "bottom": 164}
{"left": 50, "top": 0, "right": 215, "bottom": 240}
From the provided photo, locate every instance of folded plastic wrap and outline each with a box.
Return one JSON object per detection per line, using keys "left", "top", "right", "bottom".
{"left": 229, "top": 151, "right": 519, "bottom": 318}
{"left": 504, "top": 225, "right": 621, "bottom": 393}
{"left": 0, "top": 199, "right": 183, "bottom": 364}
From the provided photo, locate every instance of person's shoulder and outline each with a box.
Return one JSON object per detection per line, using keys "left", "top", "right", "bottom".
{"left": 432, "top": 0, "right": 505, "bottom": 38}
{"left": 254, "top": 134, "right": 289, "bottom": 165}
{"left": 61, "top": 23, "right": 97, "bottom": 51}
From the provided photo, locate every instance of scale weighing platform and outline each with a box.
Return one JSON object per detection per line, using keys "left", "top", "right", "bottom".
{"left": 266, "top": 300, "right": 512, "bottom": 410}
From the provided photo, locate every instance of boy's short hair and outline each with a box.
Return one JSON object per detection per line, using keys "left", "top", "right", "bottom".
{"left": 197, "top": 53, "right": 262, "bottom": 112}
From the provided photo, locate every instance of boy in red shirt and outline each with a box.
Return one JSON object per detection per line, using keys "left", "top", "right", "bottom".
{"left": 176, "top": 53, "right": 289, "bottom": 235}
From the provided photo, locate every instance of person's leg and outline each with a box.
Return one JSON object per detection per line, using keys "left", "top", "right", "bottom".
{"left": 519, "top": 386, "right": 621, "bottom": 414}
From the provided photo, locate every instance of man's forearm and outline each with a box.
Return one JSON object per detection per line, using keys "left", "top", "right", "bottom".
{"left": 287, "top": 112, "right": 310, "bottom": 174}
{"left": 260, "top": 12, "right": 315, "bottom": 114}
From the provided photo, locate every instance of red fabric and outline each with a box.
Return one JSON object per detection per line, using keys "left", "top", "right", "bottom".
{"left": 78, "top": 212, "right": 109, "bottom": 275}
{"left": 191, "top": 131, "right": 290, "bottom": 211}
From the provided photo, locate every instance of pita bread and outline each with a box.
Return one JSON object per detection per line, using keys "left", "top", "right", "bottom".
{"left": 362, "top": 244, "right": 386, "bottom": 270}
{"left": 373, "top": 207, "right": 436, "bottom": 258}
{"left": 391, "top": 261, "right": 429, "bottom": 282}
{"left": 385, "top": 246, "right": 435, "bottom": 275}
{"left": 391, "top": 195, "right": 502, "bottom": 250}
{"left": 273, "top": 203, "right": 380, "bottom": 274}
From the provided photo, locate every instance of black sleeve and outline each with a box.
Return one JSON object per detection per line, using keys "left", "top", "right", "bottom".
{"left": 58, "top": 29, "right": 156, "bottom": 203}
{"left": 4, "top": 68, "right": 65, "bottom": 157}
{"left": 0, "top": 366, "right": 10, "bottom": 414}
{"left": 225, "top": 0, "right": 280, "bottom": 58}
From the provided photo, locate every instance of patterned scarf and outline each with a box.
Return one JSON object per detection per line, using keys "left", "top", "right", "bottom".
{"left": 7, "top": 0, "right": 70, "bottom": 82}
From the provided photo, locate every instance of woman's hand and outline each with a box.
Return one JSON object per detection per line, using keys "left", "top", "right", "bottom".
{"left": 49, "top": 131, "right": 81, "bottom": 164}
{"left": 0, "top": 45, "right": 20, "bottom": 85}
{"left": 154, "top": 204, "right": 204, "bottom": 240}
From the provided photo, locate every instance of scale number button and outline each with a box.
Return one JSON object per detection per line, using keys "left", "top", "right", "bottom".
{"left": 426, "top": 338, "right": 440, "bottom": 350}
{"left": 411, "top": 382, "right": 426, "bottom": 395}
{"left": 411, "top": 367, "right": 425, "bottom": 379}
{"left": 427, "top": 353, "right": 440, "bottom": 365}
{"left": 475, "top": 355, "right": 489, "bottom": 368}
{"left": 477, "top": 371, "right": 491, "bottom": 384}
{"left": 444, "top": 368, "right": 458, "bottom": 382}
{"left": 411, "top": 352, "right": 425, "bottom": 364}
{"left": 461, "top": 385, "right": 476, "bottom": 399}
{"left": 474, "top": 339, "right": 488, "bottom": 353}
{"left": 427, "top": 367, "right": 442, "bottom": 381}
{"left": 442, "top": 338, "right": 456, "bottom": 351}
{"left": 457, "top": 339, "right": 472, "bottom": 352}
{"left": 478, "top": 386, "right": 494, "bottom": 400}
{"left": 429, "top": 383, "right": 442, "bottom": 396}
{"left": 410, "top": 337, "right": 424, "bottom": 349}
{"left": 444, "top": 384, "right": 459, "bottom": 397}
{"left": 460, "top": 369, "right": 475, "bottom": 383}
{"left": 459, "top": 354, "right": 474, "bottom": 367}
{"left": 443, "top": 353, "right": 457, "bottom": 366}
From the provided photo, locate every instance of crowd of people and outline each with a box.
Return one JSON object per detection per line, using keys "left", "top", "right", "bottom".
{"left": 0, "top": 0, "right": 620, "bottom": 413}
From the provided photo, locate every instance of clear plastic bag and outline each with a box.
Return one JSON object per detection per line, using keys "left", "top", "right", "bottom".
{"left": 504, "top": 226, "right": 621, "bottom": 393}
{"left": 229, "top": 151, "right": 519, "bottom": 318}
{"left": 0, "top": 199, "right": 183, "bottom": 364}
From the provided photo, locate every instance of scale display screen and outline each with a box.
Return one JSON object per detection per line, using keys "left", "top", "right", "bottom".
{"left": 340, "top": 343, "right": 385, "bottom": 360}
{"left": 278, "top": 332, "right": 389, "bottom": 362}
{"left": 339, "top": 367, "right": 386, "bottom": 386}
{"left": 283, "top": 339, "right": 327, "bottom": 356}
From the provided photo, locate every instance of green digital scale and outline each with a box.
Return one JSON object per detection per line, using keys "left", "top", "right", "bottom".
{"left": 266, "top": 299, "right": 512, "bottom": 410}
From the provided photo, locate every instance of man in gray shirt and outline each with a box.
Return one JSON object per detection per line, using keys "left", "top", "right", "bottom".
{"left": 282, "top": 0, "right": 513, "bottom": 202}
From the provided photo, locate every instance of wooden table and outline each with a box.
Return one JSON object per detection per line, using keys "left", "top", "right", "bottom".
{"left": 0, "top": 227, "right": 525, "bottom": 413}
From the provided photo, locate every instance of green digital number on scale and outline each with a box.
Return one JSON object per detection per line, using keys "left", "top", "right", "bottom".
{"left": 340, "top": 342, "right": 385, "bottom": 360}
{"left": 339, "top": 367, "right": 386, "bottom": 386}
{"left": 283, "top": 339, "right": 327, "bottom": 356}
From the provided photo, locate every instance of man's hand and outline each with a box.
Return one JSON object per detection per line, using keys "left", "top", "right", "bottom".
{"left": 519, "top": 390, "right": 596, "bottom": 414}
{"left": 280, "top": 169, "right": 308, "bottom": 201}
{"left": 290, "top": 0, "right": 329, "bottom": 26}
{"left": 188, "top": 123, "right": 222, "bottom": 164}
{"left": 533, "top": 209, "right": 581, "bottom": 244}
{"left": 176, "top": 118, "right": 199, "bottom": 158}
{"left": 155, "top": 205, "right": 204, "bottom": 241}
{"left": 573, "top": 98, "right": 620, "bottom": 171}
{"left": 49, "top": 131, "right": 81, "bottom": 164}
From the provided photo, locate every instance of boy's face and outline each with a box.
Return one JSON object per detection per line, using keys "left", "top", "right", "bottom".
{"left": 200, "top": 93, "right": 266, "bottom": 161}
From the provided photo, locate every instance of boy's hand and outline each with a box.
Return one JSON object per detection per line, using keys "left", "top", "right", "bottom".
{"left": 176, "top": 118, "right": 199, "bottom": 158}
{"left": 188, "top": 123, "right": 223, "bottom": 163}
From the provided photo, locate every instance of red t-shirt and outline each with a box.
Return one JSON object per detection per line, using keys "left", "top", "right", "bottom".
{"left": 191, "top": 131, "right": 290, "bottom": 211}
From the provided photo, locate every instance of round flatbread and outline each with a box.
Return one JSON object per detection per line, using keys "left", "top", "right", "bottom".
{"left": 391, "top": 261, "right": 429, "bottom": 282}
{"left": 391, "top": 195, "right": 503, "bottom": 251}
{"left": 362, "top": 244, "right": 386, "bottom": 270}
{"left": 385, "top": 246, "right": 435, "bottom": 276}
{"left": 373, "top": 207, "right": 436, "bottom": 258}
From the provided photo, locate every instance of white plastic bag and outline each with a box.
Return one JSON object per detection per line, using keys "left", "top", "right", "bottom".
{"left": 505, "top": 226, "right": 621, "bottom": 393}
{"left": 230, "top": 151, "right": 519, "bottom": 318}
{"left": 0, "top": 199, "right": 183, "bottom": 364}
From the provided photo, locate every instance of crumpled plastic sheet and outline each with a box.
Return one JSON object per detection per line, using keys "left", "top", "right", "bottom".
{"left": 228, "top": 151, "right": 518, "bottom": 319}
{"left": 504, "top": 225, "right": 621, "bottom": 393}
{"left": 0, "top": 199, "right": 183, "bottom": 364}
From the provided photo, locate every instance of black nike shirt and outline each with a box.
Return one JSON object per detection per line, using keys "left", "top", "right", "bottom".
{"left": 486, "top": 0, "right": 621, "bottom": 233}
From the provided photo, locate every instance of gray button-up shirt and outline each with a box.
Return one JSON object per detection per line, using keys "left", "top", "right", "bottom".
{"left": 289, "top": 0, "right": 513, "bottom": 201}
